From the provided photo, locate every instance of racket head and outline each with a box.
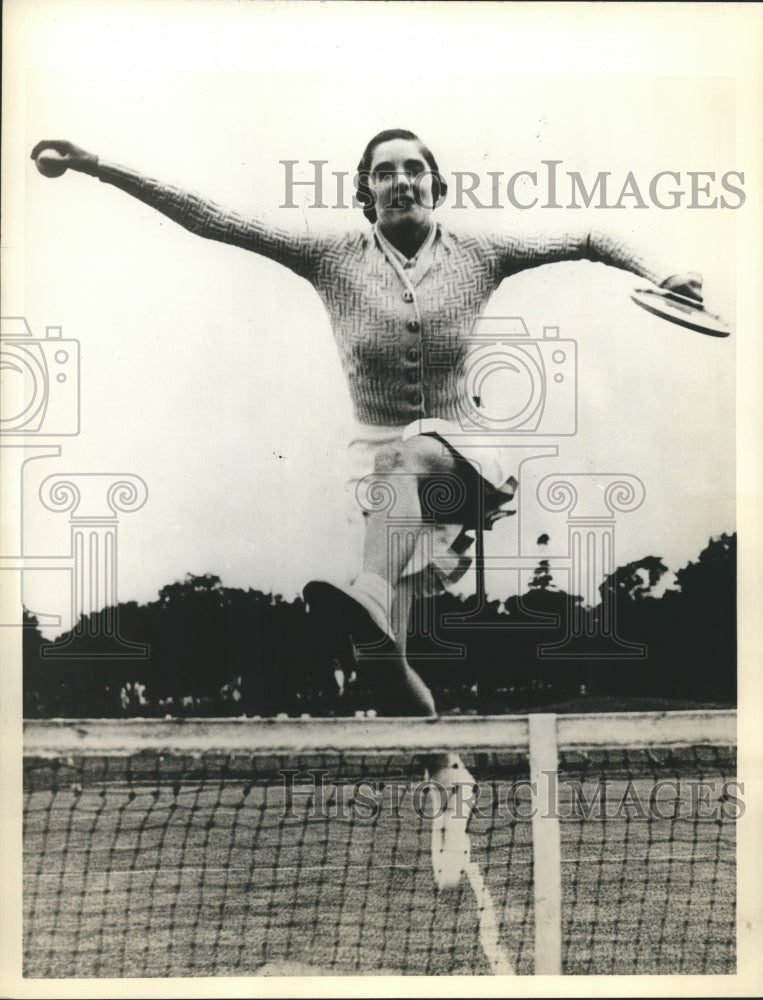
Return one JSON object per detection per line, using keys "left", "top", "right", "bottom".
{"left": 631, "top": 287, "right": 731, "bottom": 338}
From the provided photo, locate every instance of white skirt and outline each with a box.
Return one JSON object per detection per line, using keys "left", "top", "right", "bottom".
{"left": 341, "top": 417, "right": 517, "bottom": 596}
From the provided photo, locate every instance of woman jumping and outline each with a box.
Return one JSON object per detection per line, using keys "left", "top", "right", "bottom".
{"left": 32, "top": 129, "right": 702, "bottom": 884}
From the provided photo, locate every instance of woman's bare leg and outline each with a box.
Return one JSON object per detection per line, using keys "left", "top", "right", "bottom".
{"left": 306, "top": 434, "right": 460, "bottom": 716}
{"left": 358, "top": 574, "right": 436, "bottom": 716}
{"left": 351, "top": 435, "right": 459, "bottom": 636}
{"left": 362, "top": 435, "right": 458, "bottom": 581}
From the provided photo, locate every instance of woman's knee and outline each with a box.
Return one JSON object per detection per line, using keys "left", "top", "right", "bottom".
{"left": 372, "top": 436, "right": 456, "bottom": 477}
{"left": 372, "top": 442, "right": 408, "bottom": 474}
{"left": 401, "top": 435, "right": 457, "bottom": 476}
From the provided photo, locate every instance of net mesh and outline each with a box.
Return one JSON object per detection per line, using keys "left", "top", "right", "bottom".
{"left": 558, "top": 745, "right": 736, "bottom": 975}
{"left": 23, "top": 723, "right": 736, "bottom": 978}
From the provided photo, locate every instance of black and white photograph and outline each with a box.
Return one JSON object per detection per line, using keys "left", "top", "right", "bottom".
{"left": 1, "top": 1, "right": 761, "bottom": 995}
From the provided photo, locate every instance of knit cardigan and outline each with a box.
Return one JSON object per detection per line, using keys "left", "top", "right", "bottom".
{"left": 97, "top": 161, "right": 668, "bottom": 427}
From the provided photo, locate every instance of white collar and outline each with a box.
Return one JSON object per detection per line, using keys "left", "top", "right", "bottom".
{"left": 374, "top": 222, "right": 439, "bottom": 289}
{"left": 374, "top": 221, "right": 437, "bottom": 268}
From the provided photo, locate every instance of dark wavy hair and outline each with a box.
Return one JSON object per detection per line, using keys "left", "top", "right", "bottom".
{"left": 355, "top": 129, "right": 448, "bottom": 224}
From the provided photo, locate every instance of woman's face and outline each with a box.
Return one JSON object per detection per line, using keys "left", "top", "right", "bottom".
{"left": 366, "top": 138, "right": 436, "bottom": 233}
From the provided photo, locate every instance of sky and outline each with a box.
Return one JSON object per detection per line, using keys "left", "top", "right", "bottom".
{"left": 1, "top": 2, "right": 754, "bottom": 638}
{"left": 2, "top": 6, "right": 763, "bottom": 995}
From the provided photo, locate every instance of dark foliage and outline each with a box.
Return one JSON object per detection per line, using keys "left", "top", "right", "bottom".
{"left": 22, "top": 534, "right": 736, "bottom": 717}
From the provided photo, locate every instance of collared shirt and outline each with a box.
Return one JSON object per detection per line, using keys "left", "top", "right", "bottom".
{"left": 373, "top": 221, "right": 438, "bottom": 284}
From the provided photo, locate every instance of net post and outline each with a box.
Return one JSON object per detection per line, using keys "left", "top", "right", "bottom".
{"left": 528, "top": 713, "right": 562, "bottom": 975}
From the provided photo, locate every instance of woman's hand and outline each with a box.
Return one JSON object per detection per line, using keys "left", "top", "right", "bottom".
{"left": 31, "top": 140, "right": 98, "bottom": 178}
{"left": 660, "top": 272, "right": 704, "bottom": 303}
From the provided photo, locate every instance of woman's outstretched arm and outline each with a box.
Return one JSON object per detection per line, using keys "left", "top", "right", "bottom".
{"left": 31, "top": 140, "right": 322, "bottom": 281}
{"left": 490, "top": 224, "right": 703, "bottom": 300}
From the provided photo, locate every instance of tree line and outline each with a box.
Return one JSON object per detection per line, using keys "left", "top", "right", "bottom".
{"left": 23, "top": 533, "right": 736, "bottom": 717}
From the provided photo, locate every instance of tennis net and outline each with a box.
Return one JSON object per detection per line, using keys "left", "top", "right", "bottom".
{"left": 23, "top": 711, "right": 736, "bottom": 977}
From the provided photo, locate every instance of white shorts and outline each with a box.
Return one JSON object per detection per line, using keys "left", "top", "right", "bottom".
{"left": 342, "top": 417, "right": 517, "bottom": 595}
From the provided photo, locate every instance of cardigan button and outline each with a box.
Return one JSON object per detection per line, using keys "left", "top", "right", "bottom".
{"left": 404, "top": 369, "right": 419, "bottom": 385}
{"left": 406, "top": 347, "right": 419, "bottom": 362}
{"left": 402, "top": 290, "right": 414, "bottom": 303}
{"left": 406, "top": 319, "right": 420, "bottom": 333}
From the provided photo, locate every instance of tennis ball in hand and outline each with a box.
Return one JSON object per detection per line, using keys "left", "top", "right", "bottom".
{"left": 36, "top": 150, "right": 69, "bottom": 178}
